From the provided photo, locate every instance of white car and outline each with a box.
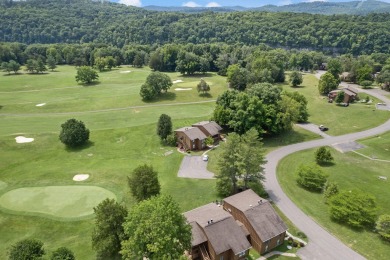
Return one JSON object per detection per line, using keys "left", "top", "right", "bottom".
{"left": 202, "top": 155, "right": 209, "bottom": 161}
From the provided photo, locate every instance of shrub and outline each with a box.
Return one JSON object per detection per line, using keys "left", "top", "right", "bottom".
{"left": 128, "top": 164, "right": 160, "bottom": 202}
{"left": 296, "top": 164, "right": 328, "bottom": 192}
{"left": 323, "top": 181, "right": 339, "bottom": 203}
{"left": 165, "top": 134, "right": 177, "bottom": 147}
{"left": 360, "top": 80, "right": 373, "bottom": 89}
{"left": 59, "top": 119, "right": 90, "bottom": 147}
{"left": 8, "top": 239, "right": 45, "bottom": 260}
{"left": 315, "top": 146, "right": 334, "bottom": 165}
{"left": 329, "top": 190, "right": 378, "bottom": 228}
{"left": 51, "top": 247, "right": 75, "bottom": 260}
{"left": 376, "top": 214, "right": 390, "bottom": 241}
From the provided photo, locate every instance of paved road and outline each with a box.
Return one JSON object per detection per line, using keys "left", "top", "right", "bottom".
{"left": 263, "top": 75, "right": 390, "bottom": 260}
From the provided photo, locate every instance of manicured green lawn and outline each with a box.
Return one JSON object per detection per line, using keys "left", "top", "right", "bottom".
{"left": 277, "top": 132, "right": 390, "bottom": 259}
{"left": 0, "top": 186, "right": 116, "bottom": 219}
{"left": 279, "top": 74, "right": 389, "bottom": 136}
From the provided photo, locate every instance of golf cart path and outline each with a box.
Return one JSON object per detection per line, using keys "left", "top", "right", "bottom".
{"left": 264, "top": 73, "right": 390, "bottom": 259}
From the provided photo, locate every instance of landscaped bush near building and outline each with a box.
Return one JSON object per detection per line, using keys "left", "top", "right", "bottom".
{"left": 360, "top": 80, "right": 373, "bottom": 89}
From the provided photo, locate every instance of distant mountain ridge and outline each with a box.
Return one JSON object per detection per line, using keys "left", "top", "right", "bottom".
{"left": 143, "top": 0, "right": 390, "bottom": 15}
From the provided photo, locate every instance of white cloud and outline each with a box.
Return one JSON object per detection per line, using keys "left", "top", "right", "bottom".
{"left": 206, "top": 2, "right": 221, "bottom": 7}
{"left": 183, "top": 1, "right": 201, "bottom": 7}
{"left": 119, "top": 0, "right": 142, "bottom": 7}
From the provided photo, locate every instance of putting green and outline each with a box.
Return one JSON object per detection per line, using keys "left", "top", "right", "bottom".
{"left": 0, "top": 186, "right": 116, "bottom": 219}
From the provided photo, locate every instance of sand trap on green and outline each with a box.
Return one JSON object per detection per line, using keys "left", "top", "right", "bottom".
{"left": 0, "top": 186, "right": 116, "bottom": 219}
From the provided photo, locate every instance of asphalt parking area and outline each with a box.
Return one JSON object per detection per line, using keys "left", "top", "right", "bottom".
{"left": 332, "top": 141, "right": 366, "bottom": 153}
{"left": 177, "top": 155, "right": 215, "bottom": 179}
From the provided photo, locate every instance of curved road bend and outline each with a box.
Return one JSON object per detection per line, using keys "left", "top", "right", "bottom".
{"left": 264, "top": 79, "right": 390, "bottom": 260}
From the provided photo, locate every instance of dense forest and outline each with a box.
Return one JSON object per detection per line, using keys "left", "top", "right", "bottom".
{"left": 0, "top": 0, "right": 390, "bottom": 55}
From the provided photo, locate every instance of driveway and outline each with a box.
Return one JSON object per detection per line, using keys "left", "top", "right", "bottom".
{"left": 264, "top": 73, "right": 390, "bottom": 259}
{"left": 177, "top": 155, "right": 215, "bottom": 179}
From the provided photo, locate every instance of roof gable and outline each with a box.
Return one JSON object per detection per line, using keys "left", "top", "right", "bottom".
{"left": 192, "top": 121, "right": 222, "bottom": 136}
{"left": 223, "top": 189, "right": 287, "bottom": 241}
{"left": 174, "top": 127, "right": 207, "bottom": 140}
{"left": 184, "top": 203, "right": 251, "bottom": 255}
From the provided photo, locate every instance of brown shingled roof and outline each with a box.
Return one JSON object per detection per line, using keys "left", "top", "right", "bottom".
{"left": 192, "top": 121, "right": 222, "bottom": 136}
{"left": 223, "top": 189, "right": 288, "bottom": 242}
{"left": 184, "top": 203, "right": 251, "bottom": 255}
{"left": 174, "top": 127, "right": 207, "bottom": 140}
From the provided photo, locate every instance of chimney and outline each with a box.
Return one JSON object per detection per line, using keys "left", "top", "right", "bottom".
{"left": 211, "top": 219, "right": 213, "bottom": 223}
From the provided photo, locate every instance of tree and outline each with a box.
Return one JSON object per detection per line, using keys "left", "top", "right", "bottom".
{"left": 59, "top": 118, "right": 90, "bottom": 147}
{"left": 216, "top": 128, "right": 265, "bottom": 196}
{"left": 139, "top": 72, "right": 172, "bottom": 100}
{"left": 51, "top": 247, "right": 75, "bottom": 260}
{"left": 92, "top": 198, "right": 128, "bottom": 259}
{"left": 356, "top": 65, "right": 373, "bottom": 84}
{"left": 282, "top": 91, "right": 309, "bottom": 122}
{"left": 94, "top": 57, "right": 107, "bottom": 72}
{"left": 1, "top": 61, "right": 11, "bottom": 74}
{"left": 156, "top": 114, "right": 172, "bottom": 141}
{"left": 296, "top": 164, "right": 327, "bottom": 192}
{"left": 8, "top": 239, "right": 45, "bottom": 260}
{"left": 36, "top": 59, "right": 47, "bottom": 73}
{"left": 323, "top": 181, "right": 339, "bottom": 203}
{"left": 289, "top": 71, "right": 303, "bottom": 87}
{"left": 329, "top": 190, "right": 378, "bottom": 228}
{"left": 205, "top": 136, "right": 213, "bottom": 146}
{"left": 127, "top": 164, "right": 160, "bottom": 202}
{"left": 376, "top": 67, "right": 390, "bottom": 91}
{"left": 376, "top": 214, "right": 390, "bottom": 241}
{"left": 315, "top": 146, "right": 334, "bottom": 164}
{"left": 121, "top": 195, "right": 191, "bottom": 259}
{"left": 75, "top": 66, "right": 99, "bottom": 84}
{"left": 26, "top": 59, "right": 37, "bottom": 73}
{"left": 47, "top": 55, "right": 57, "bottom": 71}
{"left": 327, "top": 58, "right": 342, "bottom": 79}
{"left": 227, "top": 64, "right": 248, "bottom": 91}
{"left": 318, "top": 72, "right": 339, "bottom": 95}
{"left": 196, "top": 78, "right": 210, "bottom": 94}
{"left": 335, "top": 91, "right": 345, "bottom": 104}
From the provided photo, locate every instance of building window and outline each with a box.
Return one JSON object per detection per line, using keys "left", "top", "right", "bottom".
{"left": 265, "top": 245, "right": 269, "bottom": 252}
{"left": 277, "top": 239, "right": 280, "bottom": 245}
{"left": 238, "top": 251, "right": 246, "bottom": 257}
{"left": 220, "top": 256, "right": 224, "bottom": 260}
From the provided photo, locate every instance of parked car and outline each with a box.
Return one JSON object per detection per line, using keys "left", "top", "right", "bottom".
{"left": 319, "top": 125, "right": 329, "bottom": 131}
{"left": 202, "top": 155, "right": 209, "bottom": 161}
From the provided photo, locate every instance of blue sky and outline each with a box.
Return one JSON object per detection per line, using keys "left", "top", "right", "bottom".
{"left": 114, "top": 0, "right": 390, "bottom": 8}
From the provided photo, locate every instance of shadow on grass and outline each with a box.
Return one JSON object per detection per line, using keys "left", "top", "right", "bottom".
{"left": 143, "top": 92, "right": 177, "bottom": 103}
{"left": 65, "top": 141, "right": 95, "bottom": 152}
{"left": 179, "top": 72, "right": 214, "bottom": 78}
{"left": 199, "top": 93, "right": 213, "bottom": 98}
{"left": 0, "top": 105, "right": 3, "bottom": 110}
{"left": 318, "top": 161, "right": 335, "bottom": 167}
{"left": 2, "top": 72, "right": 24, "bottom": 76}
{"left": 80, "top": 81, "right": 101, "bottom": 87}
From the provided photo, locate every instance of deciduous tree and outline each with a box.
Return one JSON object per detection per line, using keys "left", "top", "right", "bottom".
{"left": 318, "top": 72, "right": 339, "bottom": 95}
{"left": 157, "top": 114, "right": 172, "bottom": 141}
{"left": 51, "top": 247, "right": 75, "bottom": 260}
{"left": 92, "top": 198, "right": 128, "bottom": 259}
{"left": 335, "top": 91, "right": 345, "bottom": 104}
{"left": 8, "top": 239, "right": 45, "bottom": 260}
{"left": 376, "top": 214, "right": 390, "bottom": 241}
{"left": 296, "top": 164, "right": 327, "bottom": 192}
{"left": 216, "top": 128, "right": 265, "bottom": 196}
{"left": 329, "top": 190, "right": 378, "bottom": 228}
{"left": 47, "top": 55, "right": 57, "bottom": 71}
{"left": 197, "top": 78, "right": 210, "bottom": 94}
{"left": 127, "top": 164, "right": 160, "bottom": 202}
{"left": 121, "top": 195, "right": 191, "bottom": 259}
{"left": 75, "top": 66, "right": 99, "bottom": 84}
{"left": 59, "top": 118, "right": 90, "bottom": 147}
{"left": 323, "top": 181, "right": 339, "bottom": 203}
{"left": 289, "top": 71, "right": 303, "bottom": 87}
{"left": 315, "top": 146, "right": 334, "bottom": 164}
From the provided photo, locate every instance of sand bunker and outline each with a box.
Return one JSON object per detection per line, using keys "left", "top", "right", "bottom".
{"left": 15, "top": 136, "right": 34, "bottom": 143}
{"left": 120, "top": 70, "right": 131, "bottom": 74}
{"left": 173, "top": 80, "right": 183, "bottom": 84}
{"left": 175, "top": 88, "right": 192, "bottom": 91}
{"left": 73, "top": 174, "right": 90, "bottom": 181}
{"left": 36, "top": 103, "right": 46, "bottom": 107}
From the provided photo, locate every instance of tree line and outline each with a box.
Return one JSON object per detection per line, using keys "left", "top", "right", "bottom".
{"left": 0, "top": 0, "right": 389, "bottom": 55}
